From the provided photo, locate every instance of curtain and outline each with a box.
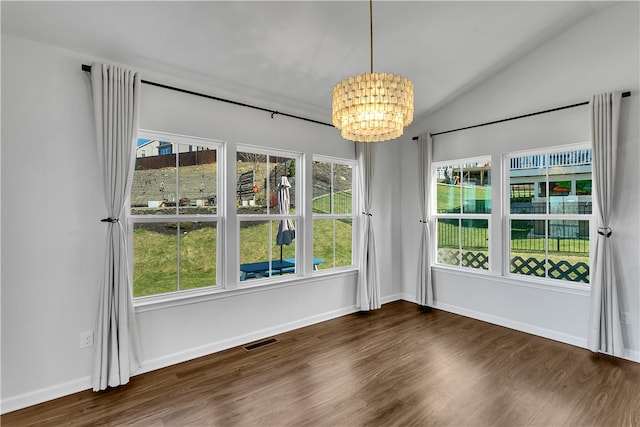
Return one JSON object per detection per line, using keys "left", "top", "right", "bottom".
{"left": 90, "top": 63, "right": 142, "bottom": 390}
{"left": 587, "top": 91, "right": 624, "bottom": 357}
{"left": 416, "top": 133, "right": 434, "bottom": 307}
{"left": 356, "top": 143, "right": 381, "bottom": 311}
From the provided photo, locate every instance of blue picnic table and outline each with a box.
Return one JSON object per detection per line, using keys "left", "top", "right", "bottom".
{"left": 240, "top": 258, "right": 325, "bottom": 281}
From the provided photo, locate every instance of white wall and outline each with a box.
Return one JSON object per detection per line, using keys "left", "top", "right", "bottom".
{"left": 4, "top": 0, "right": 637, "bottom": 415}
{"left": 1, "top": 34, "right": 406, "bottom": 412}
{"left": 401, "top": 2, "right": 640, "bottom": 359}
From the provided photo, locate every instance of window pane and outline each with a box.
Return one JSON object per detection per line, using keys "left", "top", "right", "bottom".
{"left": 576, "top": 180, "right": 592, "bottom": 215}
{"left": 239, "top": 221, "right": 270, "bottom": 280}
{"left": 509, "top": 154, "right": 547, "bottom": 215}
{"left": 437, "top": 218, "right": 460, "bottom": 266}
{"left": 509, "top": 149, "right": 592, "bottom": 216}
{"left": 461, "top": 219, "right": 488, "bottom": 270}
{"left": 313, "top": 218, "right": 352, "bottom": 270}
{"left": 547, "top": 220, "right": 589, "bottom": 283}
{"left": 509, "top": 182, "right": 536, "bottom": 214}
{"left": 462, "top": 161, "right": 491, "bottom": 213}
{"left": 313, "top": 219, "right": 334, "bottom": 269}
{"left": 237, "top": 152, "right": 267, "bottom": 213}
{"left": 131, "top": 140, "right": 177, "bottom": 215}
{"left": 510, "top": 220, "right": 546, "bottom": 278}
{"left": 333, "top": 164, "right": 353, "bottom": 215}
{"left": 312, "top": 162, "right": 353, "bottom": 215}
{"left": 132, "top": 141, "right": 219, "bottom": 216}
{"left": 177, "top": 144, "right": 217, "bottom": 215}
{"left": 179, "top": 222, "right": 217, "bottom": 290}
{"left": 335, "top": 218, "right": 353, "bottom": 268}
{"left": 436, "top": 165, "right": 461, "bottom": 213}
{"left": 268, "top": 156, "right": 296, "bottom": 214}
{"left": 238, "top": 220, "right": 297, "bottom": 281}
{"left": 576, "top": 179, "right": 592, "bottom": 195}
{"left": 237, "top": 153, "right": 296, "bottom": 215}
{"left": 312, "top": 161, "right": 332, "bottom": 214}
{"left": 272, "top": 218, "right": 296, "bottom": 266}
{"left": 133, "top": 222, "right": 178, "bottom": 297}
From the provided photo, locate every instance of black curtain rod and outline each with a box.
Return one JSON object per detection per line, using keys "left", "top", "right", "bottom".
{"left": 412, "top": 91, "right": 631, "bottom": 140}
{"left": 81, "top": 64, "right": 334, "bottom": 128}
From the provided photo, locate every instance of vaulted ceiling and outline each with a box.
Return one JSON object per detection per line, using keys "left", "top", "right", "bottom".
{"left": 2, "top": 1, "right": 611, "bottom": 124}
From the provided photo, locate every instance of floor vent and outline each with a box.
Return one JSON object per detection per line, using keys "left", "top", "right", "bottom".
{"left": 243, "top": 338, "right": 278, "bottom": 351}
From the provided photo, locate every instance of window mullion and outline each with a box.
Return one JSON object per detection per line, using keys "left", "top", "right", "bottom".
{"left": 544, "top": 220, "right": 549, "bottom": 280}
{"left": 176, "top": 222, "right": 181, "bottom": 291}
{"left": 458, "top": 218, "right": 463, "bottom": 267}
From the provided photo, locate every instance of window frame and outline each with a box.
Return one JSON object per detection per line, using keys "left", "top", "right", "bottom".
{"left": 236, "top": 145, "right": 303, "bottom": 285}
{"left": 129, "top": 130, "right": 225, "bottom": 301}
{"left": 431, "top": 156, "right": 492, "bottom": 272}
{"left": 312, "top": 155, "right": 358, "bottom": 272}
{"left": 502, "top": 142, "right": 594, "bottom": 287}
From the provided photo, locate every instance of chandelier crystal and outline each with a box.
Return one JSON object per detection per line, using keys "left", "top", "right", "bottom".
{"left": 331, "top": 1, "right": 414, "bottom": 143}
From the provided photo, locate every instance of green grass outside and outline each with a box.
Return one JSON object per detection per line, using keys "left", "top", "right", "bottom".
{"left": 313, "top": 219, "right": 353, "bottom": 270}
{"left": 312, "top": 190, "right": 352, "bottom": 215}
{"left": 436, "top": 182, "right": 491, "bottom": 213}
{"left": 133, "top": 224, "right": 217, "bottom": 297}
{"left": 133, "top": 192, "right": 354, "bottom": 296}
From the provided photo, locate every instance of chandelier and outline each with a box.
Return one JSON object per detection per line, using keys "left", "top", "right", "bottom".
{"left": 331, "top": 0, "right": 414, "bottom": 143}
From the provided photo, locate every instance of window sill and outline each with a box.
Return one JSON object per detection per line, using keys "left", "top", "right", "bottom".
{"left": 431, "top": 264, "right": 590, "bottom": 296}
{"left": 133, "top": 268, "right": 359, "bottom": 313}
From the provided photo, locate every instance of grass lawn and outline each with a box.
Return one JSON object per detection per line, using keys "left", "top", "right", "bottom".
{"left": 436, "top": 182, "right": 491, "bottom": 213}
{"left": 133, "top": 208, "right": 353, "bottom": 296}
{"left": 133, "top": 224, "right": 217, "bottom": 297}
{"left": 312, "top": 190, "right": 352, "bottom": 215}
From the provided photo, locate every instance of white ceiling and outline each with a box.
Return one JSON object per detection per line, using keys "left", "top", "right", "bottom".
{"left": 2, "top": 1, "right": 612, "bottom": 124}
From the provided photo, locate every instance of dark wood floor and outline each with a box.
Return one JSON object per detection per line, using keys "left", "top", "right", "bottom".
{"left": 3, "top": 300, "right": 639, "bottom": 426}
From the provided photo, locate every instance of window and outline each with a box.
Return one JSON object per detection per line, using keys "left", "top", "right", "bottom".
{"left": 433, "top": 158, "right": 491, "bottom": 270}
{"left": 312, "top": 157, "right": 356, "bottom": 270}
{"left": 130, "top": 132, "right": 222, "bottom": 297}
{"left": 506, "top": 146, "right": 592, "bottom": 284}
{"left": 237, "top": 148, "right": 301, "bottom": 282}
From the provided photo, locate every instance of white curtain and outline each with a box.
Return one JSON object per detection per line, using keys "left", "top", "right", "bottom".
{"left": 356, "top": 143, "right": 381, "bottom": 311}
{"left": 90, "top": 63, "right": 142, "bottom": 390}
{"left": 416, "top": 133, "right": 434, "bottom": 307}
{"left": 587, "top": 91, "right": 624, "bottom": 357}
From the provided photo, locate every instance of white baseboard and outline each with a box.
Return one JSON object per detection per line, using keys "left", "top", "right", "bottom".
{"left": 413, "top": 298, "right": 640, "bottom": 363}
{"left": 431, "top": 301, "right": 588, "bottom": 348}
{"left": 1, "top": 376, "right": 91, "bottom": 415}
{"left": 380, "top": 293, "right": 407, "bottom": 305}
{"left": 4, "top": 297, "right": 635, "bottom": 415}
{"left": 624, "top": 348, "right": 640, "bottom": 363}
{"left": 1, "top": 304, "right": 358, "bottom": 415}
{"left": 398, "top": 293, "right": 419, "bottom": 304}
{"left": 137, "top": 304, "right": 359, "bottom": 375}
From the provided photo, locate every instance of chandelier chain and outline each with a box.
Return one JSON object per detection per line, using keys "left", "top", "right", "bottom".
{"left": 370, "top": 0, "right": 374, "bottom": 73}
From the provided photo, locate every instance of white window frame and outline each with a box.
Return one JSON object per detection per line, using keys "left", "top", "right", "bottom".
{"left": 503, "top": 142, "right": 594, "bottom": 287}
{"left": 432, "top": 156, "right": 492, "bottom": 272}
{"left": 129, "top": 130, "right": 225, "bottom": 302}
{"left": 236, "top": 145, "right": 303, "bottom": 285}
{"left": 312, "top": 155, "right": 358, "bottom": 272}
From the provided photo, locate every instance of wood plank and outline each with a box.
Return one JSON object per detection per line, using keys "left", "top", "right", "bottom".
{"left": 2, "top": 301, "right": 639, "bottom": 426}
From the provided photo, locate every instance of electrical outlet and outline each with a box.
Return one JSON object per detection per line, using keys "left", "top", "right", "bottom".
{"left": 80, "top": 330, "right": 94, "bottom": 348}
{"left": 620, "top": 312, "right": 630, "bottom": 325}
